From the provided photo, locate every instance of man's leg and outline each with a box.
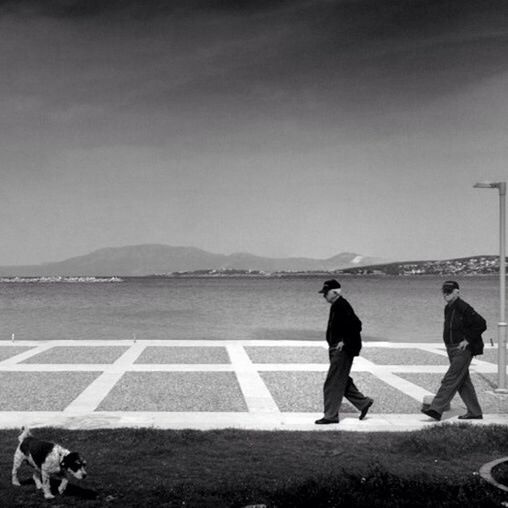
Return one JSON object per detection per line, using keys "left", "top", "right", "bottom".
{"left": 430, "top": 347, "right": 472, "bottom": 415}
{"left": 323, "top": 350, "right": 354, "bottom": 420}
{"left": 344, "top": 377, "right": 372, "bottom": 411}
{"left": 457, "top": 370, "right": 483, "bottom": 416}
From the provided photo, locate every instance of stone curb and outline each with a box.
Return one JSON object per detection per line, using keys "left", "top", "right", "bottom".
{"left": 479, "top": 457, "right": 508, "bottom": 492}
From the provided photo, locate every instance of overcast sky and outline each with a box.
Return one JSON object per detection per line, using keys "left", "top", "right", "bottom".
{"left": 1, "top": 0, "right": 508, "bottom": 265}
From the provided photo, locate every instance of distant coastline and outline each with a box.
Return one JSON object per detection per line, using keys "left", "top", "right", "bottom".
{"left": 161, "top": 255, "right": 506, "bottom": 278}
{"left": 338, "top": 255, "right": 505, "bottom": 277}
{"left": 0, "top": 276, "right": 124, "bottom": 283}
{"left": 0, "top": 249, "right": 504, "bottom": 279}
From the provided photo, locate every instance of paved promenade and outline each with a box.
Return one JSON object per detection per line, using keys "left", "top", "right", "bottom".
{"left": 0, "top": 340, "right": 506, "bottom": 432}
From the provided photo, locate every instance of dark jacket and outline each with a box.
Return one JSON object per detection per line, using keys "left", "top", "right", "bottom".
{"left": 443, "top": 297, "right": 486, "bottom": 356}
{"left": 326, "top": 296, "right": 362, "bottom": 356}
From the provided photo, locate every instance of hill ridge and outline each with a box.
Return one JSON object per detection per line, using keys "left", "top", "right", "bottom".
{"left": 0, "top": 244, "right": 386, "bottom": 276}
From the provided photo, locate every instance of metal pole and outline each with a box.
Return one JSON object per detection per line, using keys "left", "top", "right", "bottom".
{"left": 497, "top": 182, "right": 507, "bottom": 392}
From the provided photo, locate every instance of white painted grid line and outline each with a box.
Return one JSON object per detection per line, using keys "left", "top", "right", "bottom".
{"left": 371, "top": 370, "right": 434, "bottom": 402}
{"left": 0, "top": 344, "right": 56, "bottom": 365}
{"left": 2, "top": 339, "right": 487, "bottom": 348}
{"left": 351, "top": 355, "right": 435, "bottom": 402}
{"left": 0, "top": 364, "right": 235, "bottom": 372}
{"left": 0, "top": 363, "right": 500, "bottom": 374}
{"left": 226, "top": 344, "right": 279, "bottom": 413}
{"left": 63, "top": 343, "right": 147, "bottom": 413}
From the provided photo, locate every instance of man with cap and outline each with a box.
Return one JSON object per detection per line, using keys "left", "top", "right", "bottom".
{"left": 315, "top": 279, "right": 374, "bottom": 424}
{"left": 421, "top": 280, "right": 486, "bottom": 421}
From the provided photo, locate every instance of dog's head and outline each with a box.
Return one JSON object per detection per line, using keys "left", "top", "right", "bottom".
{"left": 61, "top": 452, "right": 87, "bottom": 479}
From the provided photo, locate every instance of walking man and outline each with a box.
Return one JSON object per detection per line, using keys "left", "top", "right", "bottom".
{"left": 315, "top": 279, "right": 374, "bottom": 425}
{"left": 421, "top": 280, "right": 486, "bottom": 421}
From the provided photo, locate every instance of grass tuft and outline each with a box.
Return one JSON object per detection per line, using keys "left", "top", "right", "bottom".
{"left": 396, "top": 423, "right": 508, "bottom": 456}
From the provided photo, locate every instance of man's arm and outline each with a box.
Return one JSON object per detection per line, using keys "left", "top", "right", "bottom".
{"left": 459, "top": 302, "right": 487, "bottom": 350}
{"left": 330, "top": 299, "right": 361, "bottom": 352}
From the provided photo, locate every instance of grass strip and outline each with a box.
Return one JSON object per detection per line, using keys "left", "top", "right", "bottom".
{"left": 0, "top": 423, "right": 507, "bottom": 507}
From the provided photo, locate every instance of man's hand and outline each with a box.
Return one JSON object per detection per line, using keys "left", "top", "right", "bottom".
{"left": 337, "top": 341, "right": 344, "bottom": 351}
{"left": 458, "top": 339, "right": 469, "bottom": 351}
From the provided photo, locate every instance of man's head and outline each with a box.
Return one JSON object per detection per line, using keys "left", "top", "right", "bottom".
{"left": 318, "top": 279, "right": 341, "bottom": 303}
{"left": 442, "top": 280, "right": 460, "bottom": 303}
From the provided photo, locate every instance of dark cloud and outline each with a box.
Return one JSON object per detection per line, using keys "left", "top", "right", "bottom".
{"left": 322, "top": 0, "right": 508, "bottom": 40}
{"left": 1, "top": 0, "right": 507, "bottom": 148}
{"left": 1, "top": 0, "right": 507, "bottom": 25}
{"left": 0, "top": 0, "right": 294, "bottom": 19}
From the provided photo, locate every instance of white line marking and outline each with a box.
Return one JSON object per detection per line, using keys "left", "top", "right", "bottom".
{"left": 0, "top": 339, "right": 453, "bottom": 348}
{"left": 371, "top": 370, "right": 433, "bottom": 402}
{"left": 0, "top": 344, "right": 56, "bottom": 365}
{"left": 63, "top": 343, "right": 147, "bottom": 413}
{"left": 0, "top": 363, "right": 498, "bottom": 374}
{"left": 226, "top": 344, "right": 279, "bottom": 413}
{"left": 0, "top": 364, "right": 235, "bottom": 372}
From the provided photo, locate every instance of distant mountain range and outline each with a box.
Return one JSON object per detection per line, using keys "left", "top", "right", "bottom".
{"left": 0, "top": 244, "right": 388, "bottom": 276}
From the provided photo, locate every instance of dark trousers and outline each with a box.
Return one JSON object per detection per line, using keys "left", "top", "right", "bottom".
{"left": 323, "top": 348, "right": 371, "bottom": 419}
{"left": 430, "top": 346, "right": 482, "bottom": 416}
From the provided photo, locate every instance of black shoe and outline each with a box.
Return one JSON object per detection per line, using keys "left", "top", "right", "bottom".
{"left": 359, "top": 399, "right": 374, "bottom": 421}
{"left": 315, "top": 417, "right": 339, "bottom": 425}
{"left": 421, "top": 408, "right": 441, "bottom": 421}
{"left": 458, "top": 413, "right": 483, "bottom": 420}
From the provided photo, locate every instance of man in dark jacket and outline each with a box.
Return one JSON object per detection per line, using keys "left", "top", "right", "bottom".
{"left": 315, "top": 279, "right": 374, "bottom": 424}
{"left": 421, "top": 280, "right": 486, "bottom": 421}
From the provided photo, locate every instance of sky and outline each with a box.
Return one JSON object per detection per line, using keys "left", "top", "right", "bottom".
{"left": 1, "top": 0, "right": 508, "bottom": 265}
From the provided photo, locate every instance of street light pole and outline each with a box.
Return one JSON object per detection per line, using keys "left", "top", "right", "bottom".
{"left": 474, "top": 181, "right": 507, "bottom": 392}
{"left": 498, "top": 182, "right": 506, "bottom": 392}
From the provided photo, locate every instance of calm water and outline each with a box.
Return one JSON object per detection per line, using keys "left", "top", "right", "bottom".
{"left": 0, "top": 276, "right": 502, "bottom": 342}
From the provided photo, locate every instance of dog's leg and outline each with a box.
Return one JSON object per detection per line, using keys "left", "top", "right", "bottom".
{"left": 33, "top": 470, "right": 42, "bottom": 490}
{"left": 11, "top": 448, "right": 24, "bottom": 486}
{"left": 58, "top": 477, "right": 68, "bottom": 495}
{"left": 41, "top": 468, "right": 54, "bottom": 499}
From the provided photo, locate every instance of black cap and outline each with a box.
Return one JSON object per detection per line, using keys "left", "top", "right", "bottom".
{"left": 318, "top": 279, "right": 341, "bottom": 294}
{"left": 442, "top": 280, "right": 459, "bottom": 294}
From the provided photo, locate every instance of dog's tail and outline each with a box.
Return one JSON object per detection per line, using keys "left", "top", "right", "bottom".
{"left": 18, "top": 426, "right": 31, "bottom": 443}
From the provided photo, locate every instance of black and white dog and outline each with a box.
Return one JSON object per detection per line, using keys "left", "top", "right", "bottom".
{"left": 12, "top": 427, "right": 87, "bottom": 499}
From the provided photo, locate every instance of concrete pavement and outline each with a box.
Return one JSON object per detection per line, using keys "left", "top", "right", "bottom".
{"left": 0, "top": 339, "right": 506, "bottom": 431}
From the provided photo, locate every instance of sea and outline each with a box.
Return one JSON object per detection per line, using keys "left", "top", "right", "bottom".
{"left": 0, "top": 275, "right": 503, "bottom": 343}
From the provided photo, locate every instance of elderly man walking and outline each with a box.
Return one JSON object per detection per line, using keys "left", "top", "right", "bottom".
{"left": 315, "top": 279, "right": 374, "bottom": 425}
{"left": 421, "top": 280, "right": 486, "bottom": 421}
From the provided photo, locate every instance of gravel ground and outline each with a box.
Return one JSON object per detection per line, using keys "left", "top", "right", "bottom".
{"left": 433, "top": 346, "right": 506, "bottom": 366}
{"left": 135, "top": 346, "right": 230, "bottom": 364}
{"left": 97, "top": 371, "right": 247, "bottom": 411}
{"left": 361, "top": 348, "right": 449, "bottom": 365}
{"left": 245, "top": 346, "right": 326, "bottom": 364}
{"left": 478, "top": 348, "right": 508, "bottom": 365}
{"left": 22, "top": 346, "right": 129, "bottom": 364}
{"left": 260, "top": 371, "right": 420, "bottom": 413}
{"left": 398, "top": 372, "right": 507, "bottom": 413}
{"left": 1, "top": 343, "right": 505, "bottom": 417}
{"left": 0, "top": 346, "right": 32, "bottom": 361}
{"left": 0, "top": 371, "right": 100, "bottom": 410}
